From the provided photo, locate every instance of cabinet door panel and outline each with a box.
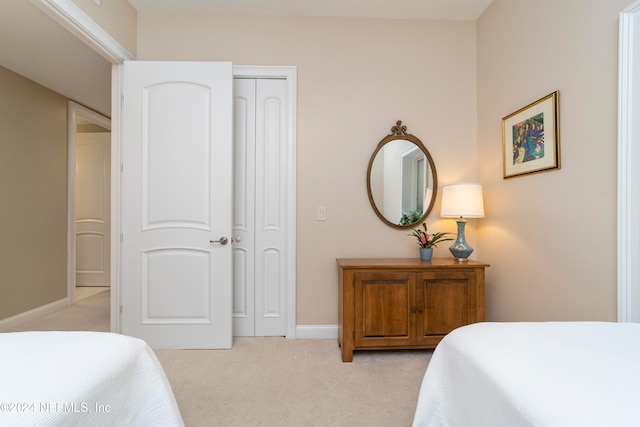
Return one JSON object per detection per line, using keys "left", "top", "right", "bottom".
{"left": 418, "top": 271, "right": 474, "bottom": 338}
{"left": 354, "top": 272, "right": 414, "bottom": 347}
{"left": 363, "top": 282, "right": 408, "bottom": 336}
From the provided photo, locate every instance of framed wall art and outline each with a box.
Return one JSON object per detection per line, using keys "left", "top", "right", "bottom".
{"left": 502, "top": 91, "right": 560, "bottom": 179}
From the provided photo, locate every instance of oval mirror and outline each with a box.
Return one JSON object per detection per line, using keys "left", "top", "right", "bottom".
{"left": 367, "top": 120, "right": 438, "bottom": 229}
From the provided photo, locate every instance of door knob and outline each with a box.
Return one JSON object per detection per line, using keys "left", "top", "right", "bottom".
{"left": 210, "top": 237, "right": 229, "bottom": 245}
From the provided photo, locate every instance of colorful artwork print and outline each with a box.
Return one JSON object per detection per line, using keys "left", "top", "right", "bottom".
{"left": 511, "top": 113, "right": 544, "bottom": 165}
{"left": 502, "top": 91, "right": 559, "bottom": 178}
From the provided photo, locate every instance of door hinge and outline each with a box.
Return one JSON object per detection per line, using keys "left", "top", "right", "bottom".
{"left": 352, "top": 331, "right": 355, "bottom": 339}
{"left": 120, "top": 233, "right": 123, "bottom": 243}
{"left": 119, "top": 304, "right": 123, "bottom": 314}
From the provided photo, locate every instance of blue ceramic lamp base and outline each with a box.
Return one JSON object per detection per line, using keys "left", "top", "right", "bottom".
{"left": 449, "top": 218, "right": 473, "bottom": 262}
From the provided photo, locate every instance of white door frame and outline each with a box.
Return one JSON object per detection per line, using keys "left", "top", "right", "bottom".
{"left": 618, "top": 1, "right": 640, "bottom": 322}
{"left": 34, "top": 0, "right": 298, "bottom": 337}
{"left": 33, "top": 0, "right": 134, "bottom": 333}
{"left": 67, "top": 101, "right": 111, "bottom": 304}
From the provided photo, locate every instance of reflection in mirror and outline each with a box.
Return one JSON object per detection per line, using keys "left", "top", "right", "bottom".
{"left": 367, "top": 121, "right": 437, "bottom": 229}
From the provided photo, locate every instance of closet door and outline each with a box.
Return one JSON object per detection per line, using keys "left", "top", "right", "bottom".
{"left": 232, "top": 79, "right": 257, "bottom": 336}
{"left": 233, "top": 78, "right": 288, "bottom": 336}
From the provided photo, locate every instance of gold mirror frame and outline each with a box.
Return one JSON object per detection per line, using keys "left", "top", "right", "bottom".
{"left": 366, "top": 120, "right": 438, "bottom": 229}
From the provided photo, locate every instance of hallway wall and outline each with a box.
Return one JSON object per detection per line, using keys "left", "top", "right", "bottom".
{"left": 0, "top": 66, "right": 68, "bottom": 320}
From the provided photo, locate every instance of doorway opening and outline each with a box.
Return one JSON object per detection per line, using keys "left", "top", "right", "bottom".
{"left": 67, "top": 102, "right": 111, "bottom": 308}
{"left": 34, "top": 0, "right": 298, "bottom": 342}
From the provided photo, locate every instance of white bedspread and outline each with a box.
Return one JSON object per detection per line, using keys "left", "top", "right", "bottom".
{"left": 0, "top": 331, "right": 184, "bottom": 426}
{"left": 413, "top": 322, "right": 640, "bottom": 427}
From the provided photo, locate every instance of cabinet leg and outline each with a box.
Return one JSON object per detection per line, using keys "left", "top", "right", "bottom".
{"left": 341, "top": 344, "right": 353, "bottom": 362}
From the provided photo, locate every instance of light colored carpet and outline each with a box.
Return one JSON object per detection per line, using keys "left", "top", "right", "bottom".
{"left": 6, "top": 291, "right": 431, "bottom": 426}
{"left": 156, "top": 339, "right": 431, "bottom": 427}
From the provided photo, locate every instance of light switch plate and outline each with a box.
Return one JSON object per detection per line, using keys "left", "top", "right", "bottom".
{"left": 317, "top": 206, "right": 327, "bottom": 221}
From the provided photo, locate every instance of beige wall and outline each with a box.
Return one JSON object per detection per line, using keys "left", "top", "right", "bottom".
{"left": 137, "top": 14, "right": 478, "bottom": 325}
{"left": 72, "top": 0, "right": 137, "bottom": 56}
{"left": 476, "top": 0, "right": 635, "bottom": 321}
{"left": 1, "top": 0, "right": 630, "bottom": 327}
{"left": 0, "top": 66, "right": 68, "bottom": 320}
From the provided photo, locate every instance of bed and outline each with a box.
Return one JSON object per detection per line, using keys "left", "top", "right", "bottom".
{"left": 412, "top": 321, "right": 640, "bottom": 427}
{"left": 0, "top": 331, "right": 184, "bottom": 426}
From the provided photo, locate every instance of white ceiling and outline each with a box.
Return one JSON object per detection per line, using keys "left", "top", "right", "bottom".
{"left": 127, "top": 0, "right": 493, "bottom": 20}
{"left": 0, "top": 0, "right": 492, "bottom": 119}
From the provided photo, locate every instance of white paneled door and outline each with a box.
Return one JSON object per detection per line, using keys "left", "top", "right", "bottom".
{"left": 76, "top": 132, "right": 110, "bottom": 287}
{"left": 121, "top": 61, "right": 233, "bottom": 349}
{"left": 233, "top": 78, "right": 289, "bottom": 337}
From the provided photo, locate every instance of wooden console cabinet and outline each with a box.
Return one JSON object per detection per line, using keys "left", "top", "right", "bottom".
{"left": 337, "top": 258, "right": 488, "bottom": 362}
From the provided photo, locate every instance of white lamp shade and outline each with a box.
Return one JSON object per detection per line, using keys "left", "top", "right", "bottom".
{"left": 440, "top": 183, "right": 485, "bottom": 218}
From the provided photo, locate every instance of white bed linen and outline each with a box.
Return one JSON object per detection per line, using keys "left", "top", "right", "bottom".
{"left": 413, "top": 322, "right": 640, "bottom": 427}
{"left": 0, "top": 331, "right": 184, "bottom": 426}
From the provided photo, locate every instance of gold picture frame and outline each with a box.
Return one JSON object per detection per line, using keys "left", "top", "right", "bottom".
{"left": 502, "top": 91, "right": 560, "bottom": 178}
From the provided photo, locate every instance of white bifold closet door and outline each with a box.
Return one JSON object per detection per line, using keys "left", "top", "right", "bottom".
{"left": 233, "top": 78, "right": 288, "bottom": 337}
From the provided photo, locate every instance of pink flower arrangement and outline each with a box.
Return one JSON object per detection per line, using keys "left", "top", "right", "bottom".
{"left": 409, "top": 223, "right": 454, "bottom": 249}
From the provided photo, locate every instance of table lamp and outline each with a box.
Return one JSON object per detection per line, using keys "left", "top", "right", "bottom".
{"left": 440, "top": 183, "right": 485, "bottom": 261}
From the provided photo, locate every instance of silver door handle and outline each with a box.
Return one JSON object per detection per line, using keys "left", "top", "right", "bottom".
{"left": 210, "top": 237, "right": 229, "bottom": 245}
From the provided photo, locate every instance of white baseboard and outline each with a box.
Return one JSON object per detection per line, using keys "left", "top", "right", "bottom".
{"left": 295, "top": 324, "right": 339, "bottom": 339}
{"left": 0, "top": 298, "right": 69, "bottom": 332}
{"left": 0, "top": 307, "right": 340, "bottom": 339}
